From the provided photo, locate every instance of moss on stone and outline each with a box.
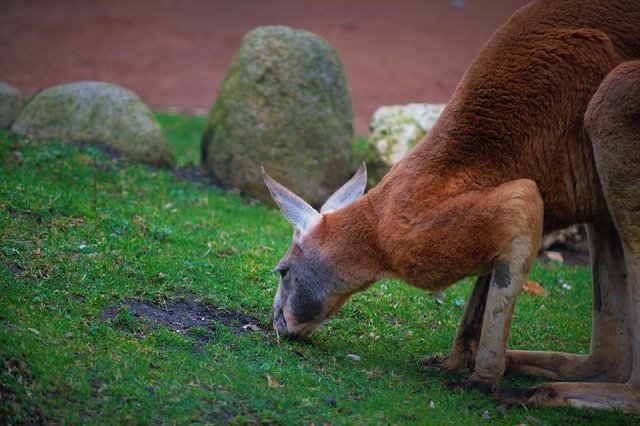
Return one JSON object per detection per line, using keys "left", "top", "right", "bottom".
{"left": 202, "top": 26, "right": 353, "bottom": 206}
{"left": 12, "top": 81, "right": 174, "bottom": 167}
{"left": 0, "top": 81, "right": 25, "bottom": 129}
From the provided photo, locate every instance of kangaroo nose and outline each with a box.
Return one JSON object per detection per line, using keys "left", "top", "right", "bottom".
{"left": 271, "top": 308, "right": 288, "bottom": 335}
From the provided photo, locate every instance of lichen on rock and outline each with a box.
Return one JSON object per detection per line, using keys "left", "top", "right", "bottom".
{"left": 0, "top": 81, "right": 25, "bottom": 129}
{"left": 201, "top": 26, "right": 354, "bottom": 207}
{"left": 369, "top": 103, "right": 445, "bottom": 166}
{"left": 12, "top": 81, "right": 174, "bottom": 167}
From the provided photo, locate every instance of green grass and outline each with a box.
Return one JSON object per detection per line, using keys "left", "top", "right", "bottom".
{"left": 155, "top": 112, "right": 207, "bottom": 167}
{"left": 1, "top": 116, "right": 637, "bottom": 424}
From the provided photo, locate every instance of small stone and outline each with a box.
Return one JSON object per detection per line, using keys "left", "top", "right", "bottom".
{"left": 346, "top": 353, "right": 361, "bottom": 362}
{"left": 65, "top": 331, "right": 74, "bottom": 338}
{"left": 325, "top": 396, "right": 337, "bottom": 407}
{"left": 481, "top": 410, "right": 491, "bottom": 420}
{"left": 242, "top": 324, "right": 260, "bottom": 332}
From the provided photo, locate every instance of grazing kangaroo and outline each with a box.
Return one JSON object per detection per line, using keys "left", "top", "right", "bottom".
{"left": 263, "top": 0, "right": 640, "bottom": 412}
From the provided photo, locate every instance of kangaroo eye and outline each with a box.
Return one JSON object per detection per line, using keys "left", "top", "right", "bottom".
{"left": 278, "top": 267, "right": 290, "bottom": 278}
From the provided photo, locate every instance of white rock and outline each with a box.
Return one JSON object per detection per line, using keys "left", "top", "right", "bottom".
{"left": 368, "top": 103, "right": 445, "bottom": 166}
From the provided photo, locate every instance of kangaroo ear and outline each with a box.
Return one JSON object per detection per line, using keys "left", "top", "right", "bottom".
{"left": 321, "top": 163, "right": 367, "bottom": 214}
{"left": 262, "top": 167, "right": 321, "bottom": 234}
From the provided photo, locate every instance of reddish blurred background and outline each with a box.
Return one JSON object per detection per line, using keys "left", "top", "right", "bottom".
{"left": 0, "top": 0, "right": 529, "bottom": 135}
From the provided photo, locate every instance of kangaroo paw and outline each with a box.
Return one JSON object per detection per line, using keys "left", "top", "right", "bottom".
{"left": 498, "top": 382, "right": 640, "bottom": 413}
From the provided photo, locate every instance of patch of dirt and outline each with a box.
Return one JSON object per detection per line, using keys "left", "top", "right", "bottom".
{"left": 104, "top": 295, "right": 272, "bottom": 341}
{"left": 70, "top": 139, "right": 224, "bottom": 189}
{"left": 7, "top": 208, "right": 48, "bottom": 224}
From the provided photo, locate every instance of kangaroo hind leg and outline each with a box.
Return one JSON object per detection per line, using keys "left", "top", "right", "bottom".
{"left": 500, "top": 60, "right": 640, "bottom": 412}
{"left": 506, "top": 223, "right": 632, "bottom": 382}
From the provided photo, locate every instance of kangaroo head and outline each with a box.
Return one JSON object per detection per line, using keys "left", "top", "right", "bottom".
{"left": 262, "top": 164, "right": 368, "bottom": 337}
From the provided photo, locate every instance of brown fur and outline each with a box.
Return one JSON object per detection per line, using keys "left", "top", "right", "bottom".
{"left": 266, "top": 0, "right": 640, "bottom": 412}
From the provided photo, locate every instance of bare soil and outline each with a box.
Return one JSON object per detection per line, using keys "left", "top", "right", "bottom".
{"left": 0, "top": 0, "right": 529, "bottom": 135}
{"left": 104, "top": 295, "right": 272, "bottom": 341}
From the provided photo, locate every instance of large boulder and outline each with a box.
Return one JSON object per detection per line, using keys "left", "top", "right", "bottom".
{"left": 12, "top": 81, "right": 174, "bottom": 167}
{"left": 202, "top": 26, "right": 354, "bottom": 206}
{"left": 0, "top": 81, "right": 25, "bottom": 129}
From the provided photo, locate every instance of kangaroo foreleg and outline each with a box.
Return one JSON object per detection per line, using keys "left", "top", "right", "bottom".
{"left": 446, "top": 179, "right": 544, "bottom": 393}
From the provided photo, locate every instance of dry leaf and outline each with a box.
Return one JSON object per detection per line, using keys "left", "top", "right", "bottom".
{"left": 522, "top": 280, "right": 549, "bottom": 297}
{"left": 365, "top": 368, "right": 381, "bottom": 379}
{"left": 266, "top": 375, "right": 283, "bottom": 388}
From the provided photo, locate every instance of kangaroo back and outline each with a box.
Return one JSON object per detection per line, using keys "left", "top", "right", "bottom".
{"left": 373, "top": 0, "right": 640, "bottom": 232}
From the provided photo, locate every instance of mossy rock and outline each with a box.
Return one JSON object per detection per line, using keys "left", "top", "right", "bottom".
{"left": 367, "top": 103, "right": 445, "bottom": 168}
{"left": 202, "top": 26, "right": 353, "bottom": 206}
{"left": 12, "top": 81, "right": 174, "bottom": 167}
{"left": 0, "top": 81, "right": 25, "bottom": 129}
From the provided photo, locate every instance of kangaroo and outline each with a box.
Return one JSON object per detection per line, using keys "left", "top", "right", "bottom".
{"left": 263, "top": 0, "right": 640, "bottom": 412}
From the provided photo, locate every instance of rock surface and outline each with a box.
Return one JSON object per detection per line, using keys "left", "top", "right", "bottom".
{"left": 201, "top": 26, "right": 353, "bottom": 206}
{"left": 0, "top": 81, "right": 25, "bottom": 129}
{"left": 369, "top": 103, "right": 445, "bottom": 166}
{"left": 358, "top": 103, "right": 445, "bottom": 184}
{"left": 12, "top": 81, "right": 174, "bottom": 167}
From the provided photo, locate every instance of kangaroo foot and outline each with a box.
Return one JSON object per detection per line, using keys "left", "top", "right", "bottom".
{"left": 498, "top": 382, "right": 640, "bottom": 413}
{"left": 445, "top": 374, "right": 498, "bottom": 396}
{"left": 506, "top": 350, "right": 628, "bottom": 382}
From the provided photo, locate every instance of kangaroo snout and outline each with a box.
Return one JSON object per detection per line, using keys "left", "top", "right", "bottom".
{"left": 270, "top": 302, "right": 324, "bottom": 338}
{"left": 270, "top": 306, "right": 289, "bottom": 336}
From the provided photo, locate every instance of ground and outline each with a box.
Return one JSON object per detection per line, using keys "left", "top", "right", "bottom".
{"left": 0, "top": 0, "right": 529, "bottom": 135}
{"left": 1, "top": 117, "right": 637, "bottom": 424}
